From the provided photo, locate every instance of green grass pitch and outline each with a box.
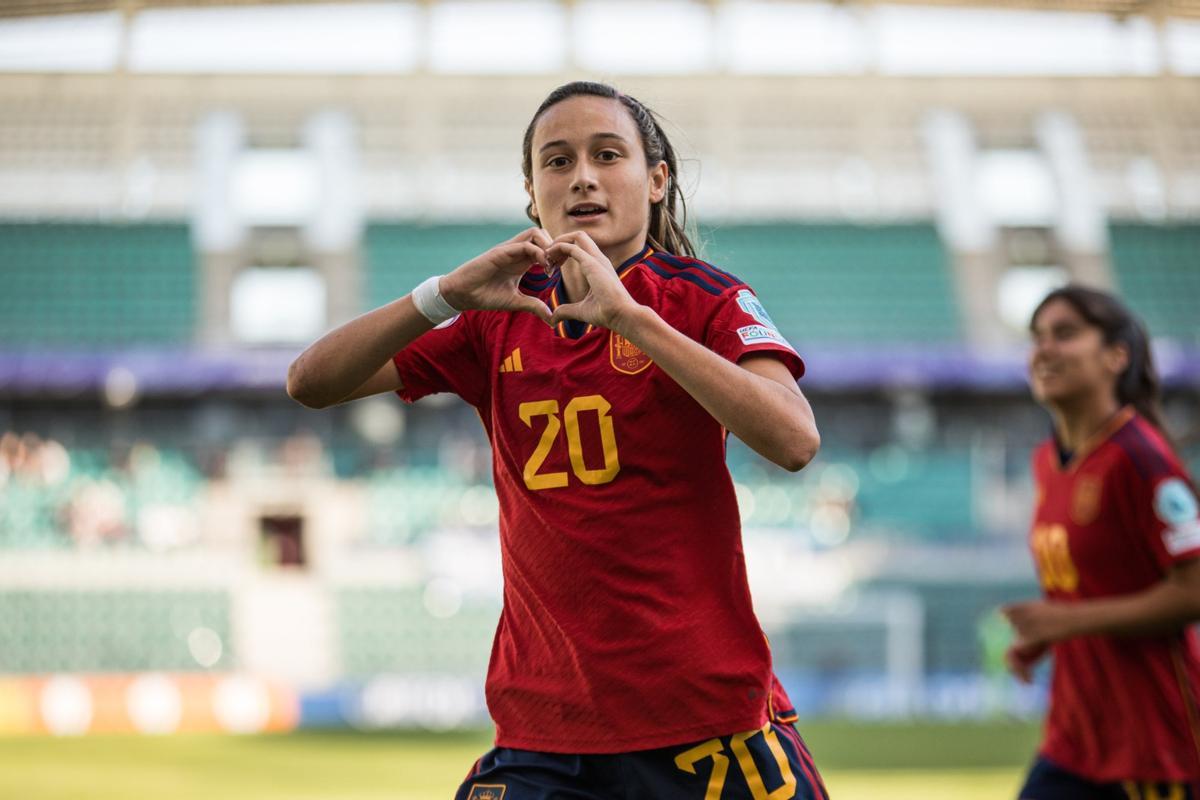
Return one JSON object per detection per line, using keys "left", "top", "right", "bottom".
{"left": 1, "top": 720, "right": 1040, "bottom": 799}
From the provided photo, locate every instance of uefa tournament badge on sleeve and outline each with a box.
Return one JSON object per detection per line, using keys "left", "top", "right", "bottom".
{"left": 1157, "top": 478, "right": 1200, "bottom": 555}
{"left": 733, "top": 289, "right": 797, "bottom": 353}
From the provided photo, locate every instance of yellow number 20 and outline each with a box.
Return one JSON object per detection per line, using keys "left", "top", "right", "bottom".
{"left": 1032, "top": 523, "right": 1079, "bottom": 593}
{"left": 674, "top": 724, "right": 797, "bottom": 800}
{"left": 519, "top": 394, "right": 620, "bottom": 491}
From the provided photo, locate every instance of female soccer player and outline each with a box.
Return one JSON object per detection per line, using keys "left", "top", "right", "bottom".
{"left": 288, "top": 81, "right": 827, "bottom": 799}
{"left": 1004, "top": 285, "right": 1200, "bottom": 799}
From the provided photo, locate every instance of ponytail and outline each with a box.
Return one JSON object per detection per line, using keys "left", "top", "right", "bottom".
{"left": 1114, "top": 315, "right": 1167, "bottom": 432}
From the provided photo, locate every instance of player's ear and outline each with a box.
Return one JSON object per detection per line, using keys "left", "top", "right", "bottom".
{"left": 1104, "top": 342, "right": 1130, "bottom": 376}
{"left": 648, "top": 161, "right": 668, "bottom": 205}
{"left": 525, "top": 178, "right": 538, "bottom": 220}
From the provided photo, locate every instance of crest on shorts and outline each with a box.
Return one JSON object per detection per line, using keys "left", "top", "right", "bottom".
{"left": 610, "top": 331, "right": 653, "bottom": 375}
{"left": 1071, "top": 475, "right": 1102, "bottom": 525}
{"left": 466, "top": 785, "right": 506, "bottom": 800}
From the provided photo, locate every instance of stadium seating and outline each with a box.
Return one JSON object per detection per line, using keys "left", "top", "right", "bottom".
{"left": 728, "top": 446, "right": 977, "bottom": 540}
{"left": 336, "top": 588, "right": 497, "bottom": 677}
{"left": 364, "top": 223, "right": 527, "bottom": 310}
{"left": 0, "top": 479, "right": 70, "bottom": 548}
{"left": 700, "top": 224, "right": 959, "bottom": 344}
{"left": 0, "top": 440, "right": 204, "bottom": 550}
{"left": 0, "top": 589, "right": 232, "bottom": 672}
{"left": 358, "top": 454, "right": 976, "bottom": 546}
{"left": 844, "top": 450, "right": 976, "bottom": 538}
{"left": 365, "top": 467, "right": 497, "bottom": 546}
{"left": 0, "top": 223, "right": 195, "bottom": 345}
{"left": 364, "top": 223, "right": 959, "bottom": 345}
{"left": 23, "top": 220, "right": 1199, "bottom": 351}
{"left": 1109, "top": 223, "right": 1200, "bottom": 346}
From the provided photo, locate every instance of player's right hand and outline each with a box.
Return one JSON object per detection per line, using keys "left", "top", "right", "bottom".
{"left": 438, "top": 228, "right": 554, "bottom": 324}
{"left": 1004, "top": 642, "right": 1048, "bottom": 684}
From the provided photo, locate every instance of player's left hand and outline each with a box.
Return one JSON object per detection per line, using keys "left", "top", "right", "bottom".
{"left": 1002, "top": 599, "right": 1075, "bottom": 649}
{"left": 545, "top": 232, "right": 643, "bottom": 334}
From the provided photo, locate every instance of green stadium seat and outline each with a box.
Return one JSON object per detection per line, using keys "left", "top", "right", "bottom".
{"left": 364, "top": 223, "right": 959, "bottom": 345}
{"left": 0, "top": 223, "right": 195, "bottom": 345}
{"left": 336, "top": 588, "right": 498, "bottom": 677}
{"left": 728, "top": 446, "right": 976, "bottom": 540}
{"left": 0, "top": 445, "right": 203, "bottom": 551}
{"left": 0, "top": 589, "right": 233, "bottom": 672}
{"left": 365, "top": 468, "right": 496, "bottom": 546}
{"left": 364, "top": 224, "right": 527, "bottom": 311}
{"left": 1109, "top": 223, "right": 1200, "bottom": 346}
{"left": 701, "top": 224, "right": 959, "bottom": 344}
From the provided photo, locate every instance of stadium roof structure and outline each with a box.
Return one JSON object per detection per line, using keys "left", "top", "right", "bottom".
{"left": 0, "top": 0, "right": 1198, "bottom": 19}
{"left": 4, "top": 0, "right": 1198, "bottom": 76}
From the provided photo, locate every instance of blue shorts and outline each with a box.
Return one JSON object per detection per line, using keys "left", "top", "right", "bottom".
{"left": 1020, "top": 756, "right": 1198, "bottom": 800}
{"left": 456, "top": 721, "right": 828, "bottom": 800}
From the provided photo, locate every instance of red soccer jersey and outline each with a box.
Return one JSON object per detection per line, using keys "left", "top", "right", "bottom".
{"left": 391, "top": 246, "right": 805, "bottom": 753}
{"left": 1029, "top": 407, "right": 1200, "bottom": 781}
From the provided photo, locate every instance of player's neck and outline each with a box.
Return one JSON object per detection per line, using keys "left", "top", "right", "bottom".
{"left": 1052, "top": 392, "right": 1123, "bottom": 454}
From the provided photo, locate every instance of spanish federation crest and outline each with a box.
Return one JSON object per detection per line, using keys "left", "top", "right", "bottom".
{"left": 467, "top": 785, "right": 506, "bottom": 800}
{"left": 1071, "top": 474, "right": 1102, "bottom": 526}
{"left": 610, "top": 331, "right": 653, "bottom": 375}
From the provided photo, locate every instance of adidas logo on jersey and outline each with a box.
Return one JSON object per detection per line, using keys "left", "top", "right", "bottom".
{"left": 498, "top": 348, "right": 523, "bottom": 373}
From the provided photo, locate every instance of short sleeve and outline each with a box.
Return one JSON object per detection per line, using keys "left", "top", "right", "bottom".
{"left": 1114, "top": 438, "right": 1200, "bottom": 570}
{"left": 391, "top": 312, "right": 489, "bottom": 407}
{"left": 704, "top": 286, "right": 805, "bottom": 380}
{"left": 1145, "top": 471, "right": 1200, "bottom": 568}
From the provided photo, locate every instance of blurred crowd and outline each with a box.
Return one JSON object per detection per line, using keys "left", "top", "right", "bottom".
{"left": 0, "top": 431, "right": 200, "bottom": 550}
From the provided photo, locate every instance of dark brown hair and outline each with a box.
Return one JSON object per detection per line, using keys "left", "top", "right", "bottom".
{"left": 1031, "top": 284, "right": 1166, "bottom": 432}
{"left": 521, "top": 81, "right": 696, "bottom": 258}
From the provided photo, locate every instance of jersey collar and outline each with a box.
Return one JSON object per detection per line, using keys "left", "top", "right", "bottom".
{"left": 549, "top": 245, "right": 654, "bottom": 339}
{"left": 1052, "top": 404, "right": 1136, "bottom": 472}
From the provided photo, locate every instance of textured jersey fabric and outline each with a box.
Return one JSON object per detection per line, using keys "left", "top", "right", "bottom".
{"left": 392, "top": 247, "right": 804, "bottom": 752}
{"left": 1029, "top": 407, "right": 1200, "bottom": 781}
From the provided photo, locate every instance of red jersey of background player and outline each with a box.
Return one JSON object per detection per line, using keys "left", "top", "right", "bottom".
{"left": 392, "top": 246, "right": 804, "bottom": 754}
{"left": 1029, "top": 406, "right": 1200, "bottom": 781}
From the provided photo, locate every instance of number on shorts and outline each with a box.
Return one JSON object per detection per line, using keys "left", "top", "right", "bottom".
{"left": 1122, "top": 782, "right": 1185, "bottom": 800}
{"left": 675, "top": 738, "right": 729, "bottom": 800}
{"left": 674, "top": 724, "right": 797, "bottom": 800}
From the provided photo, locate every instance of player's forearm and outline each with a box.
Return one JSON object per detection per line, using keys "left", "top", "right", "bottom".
{"left": 1059, "top": 581, "right": 1200, "bottom": 638}
{"left": 287, "top": 295, "right": 434, "bottom": 409}
{"left": 615, "top": 305, "right": 818, "bottom": 471}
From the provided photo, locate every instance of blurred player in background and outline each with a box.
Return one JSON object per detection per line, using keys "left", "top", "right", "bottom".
{"left": 1004, "top": 286, "right": 1200, "bottom": 799}
{"left": 288, "top": 81, "right": 827, "bottom": 799}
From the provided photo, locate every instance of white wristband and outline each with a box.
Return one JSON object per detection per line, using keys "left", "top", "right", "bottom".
{"left": 411, "top": 275, "right": 458, "bottom": 325}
